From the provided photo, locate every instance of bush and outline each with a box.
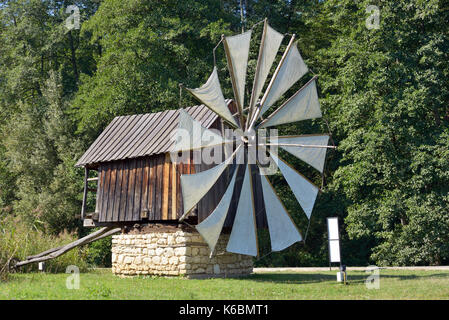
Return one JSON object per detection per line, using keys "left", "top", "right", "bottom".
{"left": 0, "top": 215, "right": 88, "bottom": 281}
{"left": 86, "top": 234, "right": 112, "bottom": 268}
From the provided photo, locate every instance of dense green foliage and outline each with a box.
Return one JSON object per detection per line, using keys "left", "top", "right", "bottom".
{"left": 313, "top": 0, "right": 449, "bottom": 266}
{"left": 0, "top": 0, "right": 448, "bottom": 268}
{"left": 85, "top": 232, "right": 112, "bottom": 267}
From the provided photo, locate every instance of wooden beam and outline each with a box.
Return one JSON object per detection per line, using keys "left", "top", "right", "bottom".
{"left": 171, "top": 160, "right": 177, "bottom": 219}
{"left": 83, "top": 218, "right": 96, "bottom": 228}
{"left": 81, "top": 168, "right": 89, "bottom": 220}
{"left": 162, "top": 153, "right": 170, "bottom": 220}
{"left": 16, "top": 227, "right": 121, "bottom": 268}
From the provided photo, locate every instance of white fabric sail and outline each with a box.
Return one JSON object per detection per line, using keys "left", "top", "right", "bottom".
{"left": 269, "top": 151, "right": 319, "bottom": 219}
{"left": 260, "top": 39, "right": 308, "bottom": 117}
{"left": 195, "top": 168, "right": 238, "bottom": 253}
{"left": 259, "top": 169, "right": 302, "bottom": 251}
{"left": 226, "top": 165, "right": 258, "bottom": 256}
{"left": 249, "top": 21, "right": 284, "bottom": 115}
{"left": 171, "top": 109, "right": 231, "bottom": 152}
{"left": 271, "top": 135, "right": 330, "bottom": 173}
{"left": 180, "top": 147, "right": 241, "bottom": 217}
{"left": 259, "top": 78, "right": 321, "bottom": 128}
{"left": 187, "top": 67, "right": 239, "bottom": 127}
{"left": 224, "top": 30, "right": 252, "bottom": 114}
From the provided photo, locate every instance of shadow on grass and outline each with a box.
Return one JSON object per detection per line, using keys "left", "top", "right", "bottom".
{"left": 240, "top": 272, "right": 449, "bottom": 285}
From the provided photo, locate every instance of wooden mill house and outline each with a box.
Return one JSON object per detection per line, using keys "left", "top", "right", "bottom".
{"left": 74, "top": 101, "right": 257, "bottom": 277}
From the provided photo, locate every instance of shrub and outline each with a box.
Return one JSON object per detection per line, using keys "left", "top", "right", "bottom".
{"left": 86, "top": 234, "right": 112, "bottom": 267}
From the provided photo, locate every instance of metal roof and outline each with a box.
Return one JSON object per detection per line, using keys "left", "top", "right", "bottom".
{"left": 75, "top": 103, "right": 224, "bottom": 167}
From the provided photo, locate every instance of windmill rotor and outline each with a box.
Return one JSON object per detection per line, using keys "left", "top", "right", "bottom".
{"left": 172, "top": 19, "right": 335, "bottom": 257}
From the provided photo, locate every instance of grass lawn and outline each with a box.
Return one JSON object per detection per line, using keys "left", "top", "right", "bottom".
{"left": 1, "top": 269, "right": 448, "bottom": 300}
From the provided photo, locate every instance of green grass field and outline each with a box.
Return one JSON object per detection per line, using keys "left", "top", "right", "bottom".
{"left": 1, "top": 269, "right": 448, "bottom": 300}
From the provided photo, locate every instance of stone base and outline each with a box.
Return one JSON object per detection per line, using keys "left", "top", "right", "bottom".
{"left": 111, "top": 230, "right": 253, "bottom": 277}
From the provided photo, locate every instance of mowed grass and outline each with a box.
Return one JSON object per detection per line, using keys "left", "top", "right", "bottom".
{"left": 1, "top": 269, "right": 449, "bottom": 300}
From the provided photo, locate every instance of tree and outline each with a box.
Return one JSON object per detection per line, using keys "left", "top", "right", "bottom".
{"left": 71, "top": 0, "right": 239, "bottom": 137}
{"left": 312, "top": 0, "right": 449, "bottom": 265}
{"left": 0, "top": 0, "right": 98, "bottom": 234}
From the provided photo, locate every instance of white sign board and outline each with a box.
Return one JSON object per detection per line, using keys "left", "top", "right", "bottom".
{"left": 327, "top": 217, "right": 341, "bottom": 263}
{"left": 329, "top": 240, "right": 341, "bottom": 263}
{"left": 327, "top": 217, "right": 339, "bottom": 240}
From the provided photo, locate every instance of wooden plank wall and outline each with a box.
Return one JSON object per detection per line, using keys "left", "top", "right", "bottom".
{"left": 96, "top": 154, "right": 267, "bottom": 227}
{"left": 94, "top": 109, "right": 268, "bottom": 228}
{"left": 96, "top": 154, "right": 195, "bottom": 223}
{"left": 195, "top": 118, "right": 232, "bottom": 226}
{"left": 197, "top": 163, "right": 267, "bottom": 229}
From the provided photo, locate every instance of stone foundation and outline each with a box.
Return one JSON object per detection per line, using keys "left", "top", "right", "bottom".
{"left": 111, "top": 230, "right": 253, "bottom": 277}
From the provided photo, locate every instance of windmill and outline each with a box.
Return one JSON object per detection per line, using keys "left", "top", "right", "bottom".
{"left": 173, "top": 19, "right": 335, "bottom": 257}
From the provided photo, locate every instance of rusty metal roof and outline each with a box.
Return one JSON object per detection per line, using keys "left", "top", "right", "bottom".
{"left": 75, "top": 103, "right": 224, "bottom": 167}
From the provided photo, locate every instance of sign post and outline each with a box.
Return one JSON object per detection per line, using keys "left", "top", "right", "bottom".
{"left": 327, "top": 217, "right": 346, "bottom": 283}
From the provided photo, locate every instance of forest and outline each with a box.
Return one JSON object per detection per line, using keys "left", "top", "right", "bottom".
{"left": 0, "top": 0, "right": 448, "bottom": 270}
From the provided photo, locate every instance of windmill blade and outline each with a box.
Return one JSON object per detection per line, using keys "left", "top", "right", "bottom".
{"left": 186, "top": 67, "right": 239, "bottom": 128}
{"left": 267, "top": 134, "right": 330, "bottom": 173}
{"left": 258, "top": 167, "right": 302, "bottom": 251}
{"left": 223, "top": 30, "right": 252, "bottom": 120}
{"left": 269, "top": 151, "right": 319, "bottom": 219}
{"left": 170, "top": 109, "right": 233, "bottom": 152}
{"left": 247, "top": 20, "right": 284, "bottom": 124}
{"left": 180, "top": 146, "right": 242, "bottom": 220}
{"left": 195, "top": 167, "right": 239, "bottom": 253}
{"left": 259, "top": 36, "right": 308, "bottom": 117}
{"left": 259, "top": 77, "right": 321, "bottom": 128}
{"left": 226, "top": 164, "right": 258, "bottom": 257}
